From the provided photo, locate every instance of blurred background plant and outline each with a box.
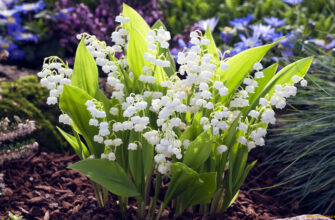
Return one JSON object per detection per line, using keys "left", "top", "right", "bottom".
{"left": 164, "top": 0, "right": 335, "bottom": 61}
{"left": 53, "top": 0, "right": 163, "bottom": 62}
{"left": 0, "top": 116, "right": 39, "bottom": 166}
{"left": 253, "top": 40, "right": 335, "bottom": 214}
{"left": 0, "top": 75, "right": 67, "bottom": 152}
{"left": 0, "top": 0, "right": 72, "bottom": 68}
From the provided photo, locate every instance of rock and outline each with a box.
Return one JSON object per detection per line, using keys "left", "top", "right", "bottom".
{"left": 275, "top": 214, "right": 331, "bottom": 220}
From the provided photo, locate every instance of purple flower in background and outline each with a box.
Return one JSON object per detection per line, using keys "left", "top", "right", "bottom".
{"left": 282, "top": 0, "right": 303, "bottom": 6}
{"left": 229, "top": 14, "right": 253, "bottom": 29}
{"left": 14, "top": 0, "right": 45, "bottom": 14}
{"left": 196, "top": 17, "right": 219, "bottom": 32}
{"left": 264, "top": 17, "right": 286, "bottom": 27}
{"left": 54, "top": 0, "right": 164, "bottom": 57}
{"left": 250, "top": 24, "right": 276, "bottom": 41}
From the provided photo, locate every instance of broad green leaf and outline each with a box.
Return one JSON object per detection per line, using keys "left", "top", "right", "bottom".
{"left": 94, "top": 89, "right": 113, "bottom": 121}
{"left": 123, "top": 4, "right": 168, "bottom": 84}
{"left": 183, "top": 129, "right": 213, "bottom": 170}
{"left": 219, "top": 42, "right": 277, "bottom": 102}
{"left": 180, "top": 112, "right": 203, "bottom": 142}
{"left": 180, "top": 172, "right": 217, "bottom": 211}
{"left": 142, "top": 137, "right": 154, "bottom": 177}
{"left": 204, "top": 26, "right": 219, "bottom": 62}
{"left": 247, "top": 57, "right": 313, "bottom": 113}
{"left": 128, "top": 131, "right": 154, "bottom": 192}
{"left": 69, "top": 159, "right": 139, "bottom": 197}
{"left": 128, "top": 131, "right": 144, "bottom": 191}
{"left": 163, "top": 162, "right": 199, "bottom": 209}
{"left": 57, "top": 127, "right": 89, "bottom": 159}
{"left": 152, "top": 19, "right": 176, "bottom": 77}
{"left": 71, "top": 38, "right": 98, "bottom": 97}
{"left": 267, "top": 57, "right": 313, "bottom": 96}
{"left": 246, "top": 63, "right": 278, "bottom": 113}
{"left": 59, "top": 85, "right": 104, "bottom": 156}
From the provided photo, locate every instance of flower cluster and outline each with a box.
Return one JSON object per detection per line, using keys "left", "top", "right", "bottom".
{"left": 37, "top": 58, "right": 72, "bottom": 105}
{"left": 37, "top": 5, "right": 313, "bottom": 218}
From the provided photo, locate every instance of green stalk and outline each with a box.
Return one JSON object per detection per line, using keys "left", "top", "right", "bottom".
{"left": 102, "top": 187, "right": 108, "bottom": 205}
{"left": 92, "top": 181, "right": 104, "bottom": 207}
{"left": 150, "top": 173, "right": 162, "bottom": 219}
{"left": 118, "top": 196, "right": 126, "bottom": 220}
{"left": 136, "top": 196, "right": 144, "bottom": 219}
{"left": 73, "top": 128, "right": 85, "bottom": 159}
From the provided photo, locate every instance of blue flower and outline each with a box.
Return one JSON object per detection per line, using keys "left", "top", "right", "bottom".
{"left": 57, "top": 7, "right": 74, "bottom": 19}
{"left": 196, "top": 17, "right": 219, "bottom": 32}
{"left": 229, "top": 14, "right": 253, "bottom": 29}
{"left": 13, "top": 32, "right": 38, "bottom": 43}
{"left": 307, "top": 39, "right": 335, "bottom": 50}
{"left": 282, "top": 0, "right": 303, "bottom": 6}
{"left": 170, "top": 48, "right": 179, "bottom": 61}
{"left": 263, "top": 17, "right": 286, "bottom": 28}
{"left": 3, "top": 0, "right": 19, "bottom": 6}
{"left": 9, "top": 48, "right": 24, "bottom": 60}
{"left": 0, "top": 38, "right": 12, "bottom": 50}
{"left": 14, "top": 0, "right": 45, "bottom": 14}
{"left": 220, "top": 27, "right": 234, "bottom": 44}
{"left": 178, "top": 39, "right": 187, "bottom": 50}
{"left": 0, "top": 9, "right": 19, "bottom": 17}
{"left": 2, "top": 12, "right": 22, "bottom": 34}
{"left": 325, "top": 40, "right": 335, "bottom": 50}
{"left": 232, "top": 34, "right": 262, "bottom": 54}
{"left": 250, "top": 24, "right": 276, "bottom": 41}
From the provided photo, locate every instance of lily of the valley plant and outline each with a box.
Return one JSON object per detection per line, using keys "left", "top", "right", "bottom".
{"left": 37, "top": 4, "right": 312, "bottom": 219}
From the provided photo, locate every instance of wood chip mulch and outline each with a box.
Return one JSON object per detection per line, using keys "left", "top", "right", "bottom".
{"left": 0, "top": 150, "right": 303, "bottom": 220}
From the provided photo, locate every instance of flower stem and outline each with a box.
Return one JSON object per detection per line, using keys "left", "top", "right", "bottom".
{"left": 150, "top": 173, "right": 162, "bottom": 219}
{"left": 118, "top": 196, "right": 126, "bottom": 220}
{"left": 92, "top": 181, "right": 104, "bottom": 207}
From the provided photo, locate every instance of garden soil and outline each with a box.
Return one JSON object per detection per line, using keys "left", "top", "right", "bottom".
{"left": 0, "top": 149, "right": 310, "bottom": 220}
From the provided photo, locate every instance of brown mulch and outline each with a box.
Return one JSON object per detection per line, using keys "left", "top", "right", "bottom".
{"left": 0, "top": 150, "right": 302, "bottom": 220}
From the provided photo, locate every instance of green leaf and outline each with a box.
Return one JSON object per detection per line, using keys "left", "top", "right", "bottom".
{"left": 57, "top": 127, "right": 89, "bottom": 159}
{"left": 71, "top": 38, "right": 98, "bottom": 97}
{"left": 204, "top": 26, "right": 219, "bottom": 62}
{"left": 123, "top": 4, "right": 168, "bottom": 84}
{"left": 59, "top": 85, "right": 104, "bottom": 156}
{"left": 180, "top": 172, "right": 217, "bottom": 211}
{"left": 244, "top": 63, "right": 278, "bottom": 116}
{"left": 128, "top": 131, "right": 144, "bottom": 191}
{"left": 180, "top": 112, "right": 203, "bottom": 142}
{"left": 69, "top": 159, "right": 140, "bottom": 197}
{"left": 152, "top": 19, "right": 176, "bottom": 77}
{"left": 219, "top": 42, "right": 277, "bottom": 102}
{"left": 163, "top": 162, "right": 199, "bottom": 208}
{"left": 247, "top": 57, "right": 313, "bottom": 113}
{"left": 183, "top": 129, "right": 213, "bottom": 170}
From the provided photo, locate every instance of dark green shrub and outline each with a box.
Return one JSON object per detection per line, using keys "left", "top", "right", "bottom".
{"left": 0, "top": 75, "right": 67, "bottom": 152}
